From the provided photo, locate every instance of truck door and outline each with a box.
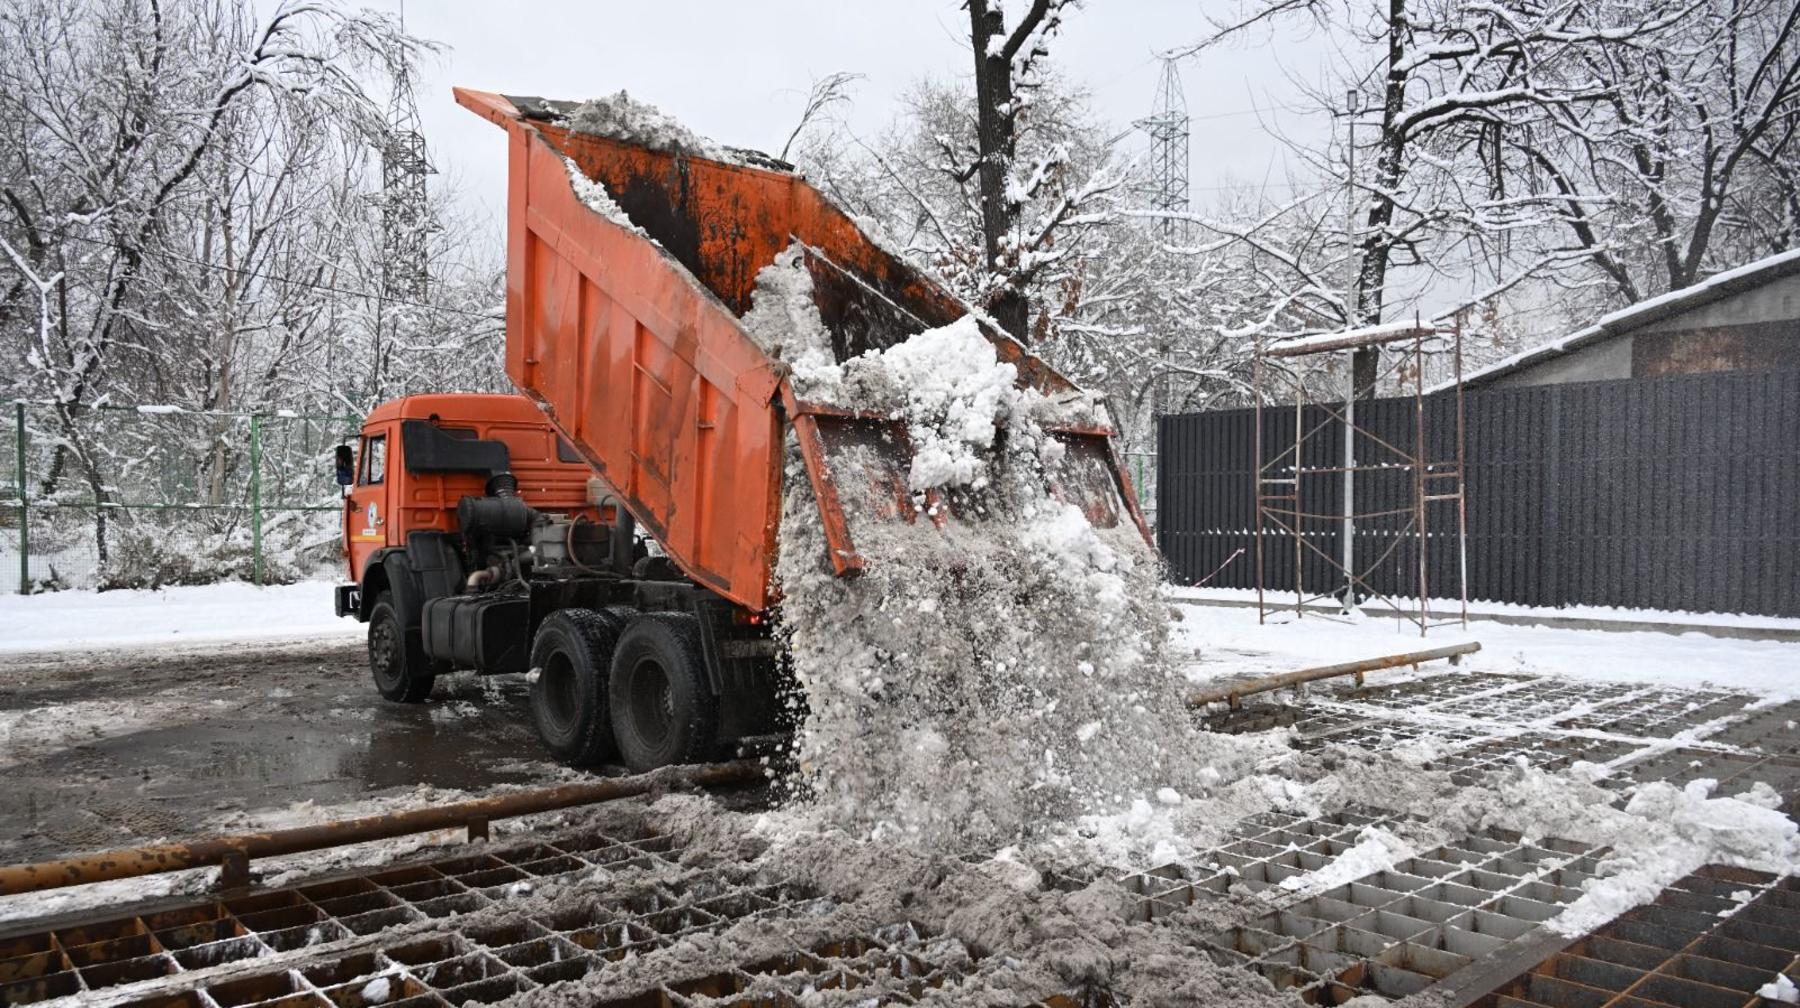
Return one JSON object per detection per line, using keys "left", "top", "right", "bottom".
{"left": 346, "top": 426, "right": 395, "bottom": 579}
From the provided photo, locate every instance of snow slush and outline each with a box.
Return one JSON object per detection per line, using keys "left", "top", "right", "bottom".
{"left": 743, "top": 248, "right": 1207, "bottom": 847}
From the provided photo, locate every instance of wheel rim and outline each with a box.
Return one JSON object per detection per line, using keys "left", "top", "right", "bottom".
{"left": 370, "top": 616, "right": 400, "bottom": 686}
{"left": 628, "top": 657, "right": 674, "bottom": 750}
{"left": 539, "top": 650, "right": 579, "bottom": 736}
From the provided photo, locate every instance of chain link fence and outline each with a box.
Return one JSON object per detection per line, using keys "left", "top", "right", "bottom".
{"left": 2, "top": 401, "right": 362, "bottom": 594}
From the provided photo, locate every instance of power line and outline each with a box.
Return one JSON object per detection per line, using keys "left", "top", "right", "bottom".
{"left": 0, "top": 219, "right": 502, "bottom": 321}
{"left": 1187, "top": 101, "right": 1313, "bottom": 122}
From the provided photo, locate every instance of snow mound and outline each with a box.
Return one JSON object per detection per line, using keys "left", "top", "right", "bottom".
{"left": 1549, "top": 777, "right": 1799, "bottom": 936}
{"left": 561, "top": 90, "right": 724, "bottom": 160}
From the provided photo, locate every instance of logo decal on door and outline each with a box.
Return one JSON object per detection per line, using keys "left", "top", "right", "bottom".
{"left": 355, "top": 502, "right": 382, "bottom": 541}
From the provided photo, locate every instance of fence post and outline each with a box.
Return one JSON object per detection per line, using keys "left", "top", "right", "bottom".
{"left": 1546, "top": 389, "right": 1562, "bottom": 609}
{"left": 14, "top": 401, "right": 26, "bottom": 595}
{"left": 250, "top": 413, "right": 263, "bottom": 586}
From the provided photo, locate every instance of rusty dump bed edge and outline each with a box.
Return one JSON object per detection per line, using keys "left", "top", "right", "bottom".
{"left": 454, "top": 87, "right": 1151, "bottom": 612}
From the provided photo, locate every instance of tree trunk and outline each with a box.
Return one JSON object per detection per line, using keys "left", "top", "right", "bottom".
{"left": 967, "top": 0, "right": 1031, "bottom": 341}
{"left": 1349, "top": 0, "right": 1410, "bottom": 399}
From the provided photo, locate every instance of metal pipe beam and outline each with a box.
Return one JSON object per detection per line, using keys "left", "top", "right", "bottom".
{"left": 0, "top": 760, "right": 765, "bottom": 897}
{"left": 1188, "top": 641, "right": 1481, "bottom": 710}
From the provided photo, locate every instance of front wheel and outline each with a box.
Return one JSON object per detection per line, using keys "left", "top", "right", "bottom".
{"left": 369, "top": 591, "right": 436, "bottom": 703}
{"left": 609, "top": 613, "right": 718, "bottom": 773}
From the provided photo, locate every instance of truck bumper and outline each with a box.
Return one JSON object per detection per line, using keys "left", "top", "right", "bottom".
{"left": 335, "top": 584, "right": 361, "bottom": 620}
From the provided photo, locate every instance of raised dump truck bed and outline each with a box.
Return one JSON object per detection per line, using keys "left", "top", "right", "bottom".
{"left": 454, "top": 88, "right": 1148, "bottom": 612}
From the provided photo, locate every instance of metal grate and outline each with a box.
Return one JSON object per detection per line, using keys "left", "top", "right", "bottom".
{"left": 1211, "top": 672, "right": 1799, "bottom": 821}
{"left": 0, "top": 826, "right": 692, "bottom": 1006}
{"left": 1464, "top": 866, "right": 1800, "bottom": 1008}
{"left": 0, "top": 822, "right": 1107, "bottom": 1008}
{"left": 1046, "top": 807, "right": 1604, "bottom": 1006}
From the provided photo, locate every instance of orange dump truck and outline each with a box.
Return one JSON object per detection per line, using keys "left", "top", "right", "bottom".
{"left": 333, "top": 89, "right": 1149, "bottom": 771}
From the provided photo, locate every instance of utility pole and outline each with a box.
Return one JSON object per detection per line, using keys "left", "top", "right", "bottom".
{"left": 1134, "top": 58, "right": 1191, "bottom": 244}
{"left": 1133, "top": 58, "right": 1191, "bottom": 456}
{"left": 373, "top": 0, "right": 437, "bottom": 400}
{"left": 1339, "top": 88, "right": 1361, "bottom": 611}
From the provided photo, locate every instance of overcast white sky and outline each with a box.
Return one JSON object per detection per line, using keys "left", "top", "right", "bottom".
{"left": 387, "top": 1, "right": 1338, "bottom": 227}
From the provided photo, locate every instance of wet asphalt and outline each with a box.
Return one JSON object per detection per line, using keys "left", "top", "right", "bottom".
{"left": 0, "top": 636, "right": 574, "bottom": 864}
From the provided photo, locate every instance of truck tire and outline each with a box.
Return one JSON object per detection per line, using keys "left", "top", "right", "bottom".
{"left": 610, "top": 613, "right": 718, "bottom": 772}
{"left": 369, "top": 591, "right": 436, "bottom": 703}
{"left": 530, "top": 608, "right": 630, "bottom": 766}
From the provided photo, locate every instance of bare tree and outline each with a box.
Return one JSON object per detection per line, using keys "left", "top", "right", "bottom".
{"left": 0, "top": 0, "right": 501, "bottom": 585}
{"left": 1500, "top": 0, "right": 1800, "bottom": 304}
{"left": 1171, "top": 0, "right": 1768, "bottom": 393}
{"left": 964, "top": 0, "right": 1108, "bottom": 341}
{"left": 780, "top": 71, "right": 863, "bottom": 162}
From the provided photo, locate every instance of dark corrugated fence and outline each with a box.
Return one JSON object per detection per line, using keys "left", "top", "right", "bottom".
{"left": 1157, "top": 369, "right": 1800, "bottom": 618}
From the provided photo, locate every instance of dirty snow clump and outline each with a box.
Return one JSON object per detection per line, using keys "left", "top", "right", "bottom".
{"left": 1761, "top": 973, "right": 1800, "bottom": 1003}
{"left": 562, "top": 90, "right": 724, "bottom": 160}
{"left": 865, "top": 316, "right": 1021, "bottom": 492}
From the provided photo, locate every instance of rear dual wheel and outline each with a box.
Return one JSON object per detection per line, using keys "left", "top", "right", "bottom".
{"left": 530, "top": 608, "right": 631, "bottom": 766}
{"left": 529, "top": 609, "right": 718, "bottom": 772}
{"left": 609, "top": 613, "right": 718, "bottom": 772}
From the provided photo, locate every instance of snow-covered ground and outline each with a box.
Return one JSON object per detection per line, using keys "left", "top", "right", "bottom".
{"left": 0, "top": 580, "right": 360, "bottom": 653}
{"left": 1171, "top": 585, "right": 1800, "bottom": 632}
{"left": 1171, "top": 593, "right": 1799, "bottom": 696}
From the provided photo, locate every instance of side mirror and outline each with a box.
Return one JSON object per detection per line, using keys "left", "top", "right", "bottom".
{"left": 334, "top": 445, "right": 355, "bottom": 486}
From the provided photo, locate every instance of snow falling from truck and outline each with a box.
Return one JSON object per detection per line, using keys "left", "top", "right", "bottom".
{"left": 742, "top": 247, "right": 1215, "bottom": 848}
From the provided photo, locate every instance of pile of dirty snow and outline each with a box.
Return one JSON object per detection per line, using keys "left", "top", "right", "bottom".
{"left": 561, "top": 90, "right": 725, "bottom": 160}
{"left": 745, "top": 252, "right": 1214, "bottom": 849}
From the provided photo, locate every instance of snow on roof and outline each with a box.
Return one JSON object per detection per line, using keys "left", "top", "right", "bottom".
{"left": 1441, "top": 248, "right": 1800, "bottom": 392}
{"left": 1264, "top": 320, "right": 1441, "bottom": 357}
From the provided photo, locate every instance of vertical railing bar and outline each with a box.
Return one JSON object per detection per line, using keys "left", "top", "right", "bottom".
{"left": 15, "top": 400, "right": 27, "bottom": 595}
{"left": 250, "top": 414, "right": 263, "bottom": 586}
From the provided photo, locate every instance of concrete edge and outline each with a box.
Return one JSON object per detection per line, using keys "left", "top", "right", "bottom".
{"left": 1170, "top": 596, "right": 1800, "bottom": 643}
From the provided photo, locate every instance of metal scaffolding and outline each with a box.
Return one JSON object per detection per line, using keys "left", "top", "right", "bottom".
{"left": 1252, "top": 317, "right": 1470, "bottom": 635}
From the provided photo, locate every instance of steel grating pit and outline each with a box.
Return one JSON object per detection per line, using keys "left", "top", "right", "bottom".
{"left": 1463, "top": 865, "right": 1800, "bottom": 1008}
{"left": 1209, "top": 672, "right": 1800, "bottom": 819}
{"left": 0, "top": 801, "right": 1619, "bottom": 1008}
{"left": 1091, "top": 812, "right": 1609, "bottom": 1004}
{"left": 0, "top": 821, "right": 1009, "bottom": 1008}
{"left": 5, "top": 671, "right": 1797, "bottom": 1008}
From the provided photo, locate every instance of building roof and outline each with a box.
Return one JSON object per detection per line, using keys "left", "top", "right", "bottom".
{"left": 1443, "top": 248, "right": 1800, "bottom": 391}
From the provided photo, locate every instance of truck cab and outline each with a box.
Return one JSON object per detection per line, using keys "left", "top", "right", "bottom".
{"left": 338, "top": 394, "right": 595, "bottom": 596}
{"left": 335, "top": 393, "right": 783, "bottom": 773}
